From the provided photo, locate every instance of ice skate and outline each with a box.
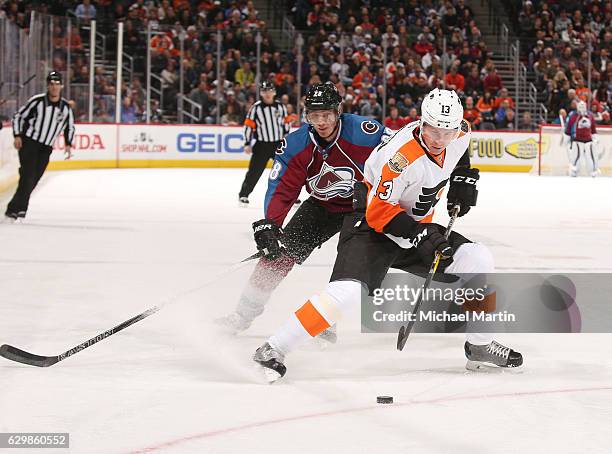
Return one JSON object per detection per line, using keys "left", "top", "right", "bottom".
{"left": 465, "top": 340, "right": 523, "bottom": 371}
{"left": 238, "top": 196, "right": 249, "bottom": 206}
{"left": 253, "top": 342, "right": 286, "bottom": 383}
{"left": 3, "top": 213, "right": 19, "bottom": 224}
{"left": 315, "top": 324, "right": 337, "bottom": 348}
{"left": 214, "top": 312, "right": 251, "bottom": 335}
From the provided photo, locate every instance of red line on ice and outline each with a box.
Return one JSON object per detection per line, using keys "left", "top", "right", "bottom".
{"left": 131, "top": 385, "right": 612, "bottom": 453}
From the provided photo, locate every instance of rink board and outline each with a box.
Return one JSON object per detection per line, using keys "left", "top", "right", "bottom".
{"left": 0, "top": 123, "right": 543, "bottom": 176}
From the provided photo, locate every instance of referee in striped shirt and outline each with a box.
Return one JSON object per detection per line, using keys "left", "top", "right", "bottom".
{"left": 238, "top": 80, "right": 290, "bottom": 205}
{"left": 5, "top": 71, "right": 75, "bottom": 222}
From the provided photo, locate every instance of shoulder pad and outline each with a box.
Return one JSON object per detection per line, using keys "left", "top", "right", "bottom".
{"left": 340, "top": 113, "right": 385, "bottom": 146}
{"left": 276, "top": 124, "right": 311, "bottom": 157}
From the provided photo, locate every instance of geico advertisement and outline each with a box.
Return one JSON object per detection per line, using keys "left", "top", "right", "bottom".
{"left": 51, "top": 124, "right": 118, "bottom": 161}
{"left": 118, "top": 125, "right": 245, "bottom": 160}
{"left": 45, "top": 125, "right": 542, "bottom": 169}
{"left": 469, "top": 131, "right": 539, "bottom": 167}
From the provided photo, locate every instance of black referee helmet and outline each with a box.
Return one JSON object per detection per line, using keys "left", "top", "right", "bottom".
{"left": 260, "top": 80, "right": 275, "bottom": 92}
{"left": 46, "top": 71, "right": 63, "bottom": 84}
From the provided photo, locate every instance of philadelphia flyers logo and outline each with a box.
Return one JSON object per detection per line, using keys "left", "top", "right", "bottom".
{"left": 360, "top": 121, "right": 380, "bottom": 135}
{"left": 412, "top": 179, "right": 448, "bottom": 217}
{"left": 306, "top": 162, "right": 355, "bottom": 200}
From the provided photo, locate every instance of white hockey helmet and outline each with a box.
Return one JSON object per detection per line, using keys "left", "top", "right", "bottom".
{"left": 577, "top": 100, "right": 587, "bottom": 114}
{"left": 420, "top": 88, "right": 464, "bottom": 130}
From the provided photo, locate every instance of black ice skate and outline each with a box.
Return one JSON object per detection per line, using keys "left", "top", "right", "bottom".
{"left": 253, "top": 342, "right": 286, "bottom": 383}
{"left": 465, "top": 340, "right": 523, "bottom": 370}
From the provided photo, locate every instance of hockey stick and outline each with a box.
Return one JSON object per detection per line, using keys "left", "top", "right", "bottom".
{"left": 397, "top": 205, "right": 460, "bottom": 351}
{"left": 0, "top": 74, "right": 37, "bottom": 107}
{"left": 0, "top": 250, "right": 265, "bottom": 367}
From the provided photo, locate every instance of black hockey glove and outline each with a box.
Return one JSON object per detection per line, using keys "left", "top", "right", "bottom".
{"left": 447, "top": 167, "right": 479, "bottom": 217}
{"left": 352, "top": 181, "right": 368, "bottom": 214}
{"left": 253, "top": 219, "right": 283, "bottom": 260}
{"left": 412, "top": 223, "right": 453, "bottom": 266}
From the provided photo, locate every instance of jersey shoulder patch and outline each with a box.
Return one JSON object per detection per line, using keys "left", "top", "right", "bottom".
{"left": 340, "top": 114, "right": 384, "bottom": 146}
{"left": 385, "top": 133, "right": 426, "bottom": 174}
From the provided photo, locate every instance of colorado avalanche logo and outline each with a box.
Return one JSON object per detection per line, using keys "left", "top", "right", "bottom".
{"left": 361, "top": 121, "right": 380, "bottom": 135}
{"left": 577, "top": 117, "right": 592, "bottom": 129}
{"left": 307, "top": 162, "right": 355, "bottom": 200}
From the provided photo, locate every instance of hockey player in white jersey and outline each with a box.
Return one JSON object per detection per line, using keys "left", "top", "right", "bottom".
{"left": 564, "top": 101, "right": 600, "bottom": 177}
{"left": 253, "top": 88, "right": 523, "bottom": 382}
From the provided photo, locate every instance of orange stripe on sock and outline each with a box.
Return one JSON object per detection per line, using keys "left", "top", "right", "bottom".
{"left": 295, "top": 300, "right": 331, "bottom": 337}
{"left": 462, "top": 292, "right": 497, "bottom": 313}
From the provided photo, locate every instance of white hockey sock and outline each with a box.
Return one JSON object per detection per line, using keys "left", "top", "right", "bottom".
{"left": 466, "top": 332, "right": 494, "bottom": 346}
{"left": 268, "top": 280, "right": 362, "bottom": 354}
{"left": 269, "top": 314, "right": 310, "bottom": 355}
{"left": 445, "top": 243, "right": 496, "bottom": 347}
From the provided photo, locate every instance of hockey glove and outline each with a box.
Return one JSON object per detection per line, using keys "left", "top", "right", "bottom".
{"left": 253, "top": 219, "right": 283, "bottom": 260}
{"left": 352, "top": 181, "right": 368, "bottom": 214}
{"left": 412, "top": 223, "right": 453, "bottom": 266}
{"left": 447, "top": 167, "right": 479, "bottom": 217}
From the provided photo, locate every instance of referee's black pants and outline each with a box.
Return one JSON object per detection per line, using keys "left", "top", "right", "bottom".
{"left": 6, "top": 137, "right": 53, "bottom": 216}
{"left": 239, "top": 141, "right": 279, "bottom": 198}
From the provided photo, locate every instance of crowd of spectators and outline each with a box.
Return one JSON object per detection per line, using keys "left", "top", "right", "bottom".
{"left": 1, "top": 0, "right": 280, "bottom": 124}
{"left": 2, "top": 0, "right": 609, "bottom": 128}
{"left": 286, "top": 0, "right": 527, "bottom": 129}
{"left": 513, "top": 0, "right": 611, "bottom": 125}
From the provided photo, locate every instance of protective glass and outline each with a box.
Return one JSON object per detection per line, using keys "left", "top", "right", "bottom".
{"left": 306, "top": 110, "right": 337, "bottom": 125}
{"left": 422, "top": 122, "right": 459, "bottom": 145}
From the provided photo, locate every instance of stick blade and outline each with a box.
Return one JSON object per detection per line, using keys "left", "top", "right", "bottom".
{"left": 0, "top": 344, "right": 58, "bottom": 367}
{"left": 397, "top": 325, "right": 408, "bottom": 351}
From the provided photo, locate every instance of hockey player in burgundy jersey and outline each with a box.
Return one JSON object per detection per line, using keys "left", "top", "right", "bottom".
{"left": 216, "top": 83, "right": 391, "bottom": 335}
{"left": 564, "top": 101, "right": 600, "bottom": 177}
{"left": 253, "top": 89, "right": 523, "bottom": 382}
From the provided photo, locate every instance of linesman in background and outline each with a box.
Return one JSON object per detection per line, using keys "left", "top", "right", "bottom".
{"left": 5, "top": 71, "right": 75, "bottom": 222}
{"left": 238, "top": 80, "right": 291, "bottom": 205}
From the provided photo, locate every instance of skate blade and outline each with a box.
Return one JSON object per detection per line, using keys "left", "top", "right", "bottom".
{"left": 465, "top": 360, "right": 506, "bottom": 372}
{"left": 254, "top": 363, "right": 283, "bottom": 384}
{"left": 466, "top": 360, "right": 522, "bottom": 373}
{"left": 314, "top": 332, "right": 337, "bottom": 350}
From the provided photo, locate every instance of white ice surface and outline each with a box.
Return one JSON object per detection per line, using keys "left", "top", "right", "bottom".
{"left": 1, "top": 169, "right": 611, "bottom": 454}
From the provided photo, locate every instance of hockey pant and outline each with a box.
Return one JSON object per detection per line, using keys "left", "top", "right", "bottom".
{"left": 233, "top": 198, "right": 346, "bottom": 324}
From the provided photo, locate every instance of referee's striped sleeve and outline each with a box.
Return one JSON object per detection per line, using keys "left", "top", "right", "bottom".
{"left": 64, "top": 104, "right": 75, "bottom": 146}
{"left": 243, "top": 103, "right": 257, "bottom": 145}
{"left": 12, "top": 95, "right": 42, "bottom": 137}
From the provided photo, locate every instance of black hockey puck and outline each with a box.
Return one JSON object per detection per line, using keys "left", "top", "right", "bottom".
{"left": 377, "top": 396, "right": 393, "bottom": 404}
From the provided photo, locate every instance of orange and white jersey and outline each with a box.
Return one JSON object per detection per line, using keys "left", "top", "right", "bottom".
{"left": 364, "top": 120, "right": 471, "bottom": 248}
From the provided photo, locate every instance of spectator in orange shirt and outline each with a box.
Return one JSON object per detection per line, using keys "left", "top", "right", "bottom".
{"left": 384, "top": 106, "right": 408, "bottom": 130}
{"left": 494, "top": 88, "right": 515, "bottom": 110}
{"left": 575, "top": 78, "right": 591, "bottom": 102}
{"left": 476, "top": 91, "right": 495, "bottom": 122}
{"left": 352, "top": 65, "right": 373, "bottom": 91}
{"left": 444, "top": 65, "right": 465, "bottom": 93}
{"left": 464, "top": 96, "right": 482, "bottom": 129}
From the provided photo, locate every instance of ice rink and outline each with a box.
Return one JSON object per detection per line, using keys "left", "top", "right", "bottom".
{"left": 1, "top": 168, "right": 611, "bottom": 453}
